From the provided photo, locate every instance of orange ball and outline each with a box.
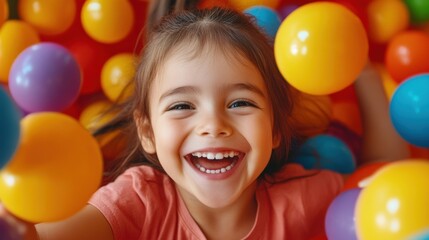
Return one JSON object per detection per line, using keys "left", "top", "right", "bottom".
{"left": 385, "top": 30, "right": 429, "bottom": 83}
{"left": 0, "top": 20, "right": 40, "bottom": 83}
{"left": 0, "top": 112, "right": 103, "bottom": 222}
{"left": 18, "top": 0, "right": 76, "bottom": 36}
{"left": 81, "top": 0, "right": 134, "bottom": 44}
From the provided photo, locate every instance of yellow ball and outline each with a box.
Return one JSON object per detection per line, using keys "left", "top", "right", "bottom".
{"left": 0, "top": 112, "right": 103, "bottom": 222}
{"left": 18, "top": 0, "right": 76, "bottom": 35}
{"left": 274, "top": 2, "right": 368, "bottom": 95}
{"left": 81, "top": 0, "right": 134, "bottom": 44}
{"left": 0, "top": 20, "right": 40, "bottom": 83}
{"left": 367, "top": 0, "right": 409, "bottom": 43}
{"left": 355, "top": 160, "right": 429, "bottom": 240}
{"left": 101, "top": 53, "right": 135, "bottom": 102}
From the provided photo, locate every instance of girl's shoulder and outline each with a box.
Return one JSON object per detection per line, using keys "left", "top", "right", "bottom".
{"left": 254, "top": 164, "right": 343, "bottom": 239}
{"left": 260, "top": 163, "right": 343, "bottom": 200}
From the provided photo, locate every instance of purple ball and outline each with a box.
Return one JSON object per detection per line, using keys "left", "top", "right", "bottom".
{"left": 9, "top": 42, "right": 82, "bottom": 113}
{"left": 325, "top": 188, "right": 361, "bottom": 240}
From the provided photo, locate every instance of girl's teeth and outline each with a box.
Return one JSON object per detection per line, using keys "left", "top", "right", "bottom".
{"left": 195, "top": 162, "right": 235, "bottom": 174}
{"left": 191, "top": 151, "right": 238, "bottom": 160}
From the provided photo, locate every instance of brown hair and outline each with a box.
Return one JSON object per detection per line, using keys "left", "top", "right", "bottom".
{"left": 96, "top": 7, "right": 303, "bottom": 181}
{"left": 146, "top": 0, "right": 200, "bottom": 34}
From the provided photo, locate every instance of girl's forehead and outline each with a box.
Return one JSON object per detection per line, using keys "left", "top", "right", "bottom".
{"left": 163, "top": 42, "right": 255, "bottom": 71}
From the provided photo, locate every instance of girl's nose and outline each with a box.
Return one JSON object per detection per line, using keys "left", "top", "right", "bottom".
{"left": 195, "top": 113, "right": 232, "bottom": 138}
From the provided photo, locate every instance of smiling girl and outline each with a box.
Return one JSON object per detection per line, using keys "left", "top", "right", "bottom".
{"left": 2, "top": 6, "right": 408, "bottom": 240}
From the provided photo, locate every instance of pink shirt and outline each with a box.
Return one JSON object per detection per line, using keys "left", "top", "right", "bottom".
{"left": 89, "top": 164, "right": 342, "bottom": 240}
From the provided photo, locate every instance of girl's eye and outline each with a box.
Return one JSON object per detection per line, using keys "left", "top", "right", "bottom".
{"left": 167, "top": 103, "right": 194, "bottom": 111}
{"left": 229, "top": 100, "right": 256, "bottom": 108}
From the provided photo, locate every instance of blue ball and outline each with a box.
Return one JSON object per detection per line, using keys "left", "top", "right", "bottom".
{"left": 244, "top": 6, "right": 281, "bottom": 40}
{"left": 0, "top": 86, "right": 21, "bottom": 169}
{"left": 390, "top": 74, "right": 429, "bottom": 147}
{"left": 291, "top": 134, "right": 356, "bottom": 174}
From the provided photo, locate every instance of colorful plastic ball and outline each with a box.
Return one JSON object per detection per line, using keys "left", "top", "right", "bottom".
{"left": 230, "top": 0, "right": 280, "bottom": 11}
{"left": 18, "top": 0, "right": 76, "bottom": 36}
{"left": 101, "top": 53, "right": 135, "bottom": 102}
{"left": 385, "top": 30, "right": 429, "bottom": 83}
{"left": 292, "top": 134, "right": 356, "bottom": 174}
{"left": 81, "top": 0, "right": 134, "bottom": 44}
{"left": 390, "top": 74, "right": 429, "bottom": 147}
{"left": 367, "top": 0, "right": 409, "bottom": 44}
{"left": 404, "top": 0, "right": 429, "bottom": 24}
{"left": 274, "top": 2, "right": 368, "bottom": 95}
{"left": 79, "top": 100, "right": 114, "bottom": 131}
{"left": 0, "top": 20, "right": 40, "bottom": 83}
{"left": 0, "top": 112, "right": 103, "bottom": 222}
{"left": 0, "top": 0, "right": 8, "bottom": 25}
{"left": 355, "top": 160, "right": 429, "bottom": 240}
{"left": 9, "top": 42, "right": 82, "bottom": 113}
{"left": 244, "top": 6, "right": 281, "bottom": 40}
{"left": 325, "top": 188, "right": 361, "bottom": 240}
{"left": 0, "top": 216, "right": 22, "bottom": 240}
{"left": 0, "top": 86, "right": 21, "bottom": 169}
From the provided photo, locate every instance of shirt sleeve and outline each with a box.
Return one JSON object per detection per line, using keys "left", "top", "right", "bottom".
{"left": 88, "top": 167, "right": 148, "bottom": 240}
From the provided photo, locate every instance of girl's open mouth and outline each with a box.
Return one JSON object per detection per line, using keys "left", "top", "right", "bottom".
{"left": 184, "top": 151, "right": 244, "bottom": 175}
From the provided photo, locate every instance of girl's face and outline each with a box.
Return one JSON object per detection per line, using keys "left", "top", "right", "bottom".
{"left": 140, "top": 47, "right": 277, "bottom": 208}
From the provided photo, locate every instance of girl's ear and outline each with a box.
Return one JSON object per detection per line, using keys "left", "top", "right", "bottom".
{"left": 134, "top": 111, "right": 156, "bottom": 154}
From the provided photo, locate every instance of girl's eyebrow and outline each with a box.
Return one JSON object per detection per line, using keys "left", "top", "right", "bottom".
{"left": 158, "top": 83, "right": 266, "bottom": 102}
{"left": 231, "top": 83, "right": 266, "bottom": 98}
{"left": 159, "top": 86, "right": 199, "bottom": 102}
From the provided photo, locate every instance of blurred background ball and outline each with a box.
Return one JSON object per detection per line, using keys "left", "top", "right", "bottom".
{"left": 9, "top": 42, "right": 81, "bottom": 113}
{"left": 81, "top": 0, "right": 134, "bottom": 44}
{"left": 101, "top": 53, "right": 135, "bottom": 102}
{"left": 18, "top": 0, "right": 76, "bottom": 36}
{"left": 0, "top": 20, "right": 40, "bottom": 83}
{"left": 385, "top": 30, "right": 429, "bottom": 83}
{"left": 0, "top": 87, "right": 21, "bottom": 169}
{"left": 404, "top": 0, "right": 429, "bottom": 24}
{"left": 367, "top": 0, "right": 409, "bottom": 44}
{"left": 244, "top": 5, "right": 281, "bottom": 40}
{"left": 291, "top": 134, "right": 356, "bottom": 174}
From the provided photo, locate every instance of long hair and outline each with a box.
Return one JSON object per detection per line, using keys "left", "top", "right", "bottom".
{"left": 96, "top": 7, "right": 304, "bottom": 181}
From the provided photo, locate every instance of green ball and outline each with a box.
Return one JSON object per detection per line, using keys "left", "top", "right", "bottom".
{"left": 404, "top": 0, "right": 429, "bottom": 24}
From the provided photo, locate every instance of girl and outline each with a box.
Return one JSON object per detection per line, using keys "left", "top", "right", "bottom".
{"left": 3, "top": 7, "right": 408, "bottom": 240}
